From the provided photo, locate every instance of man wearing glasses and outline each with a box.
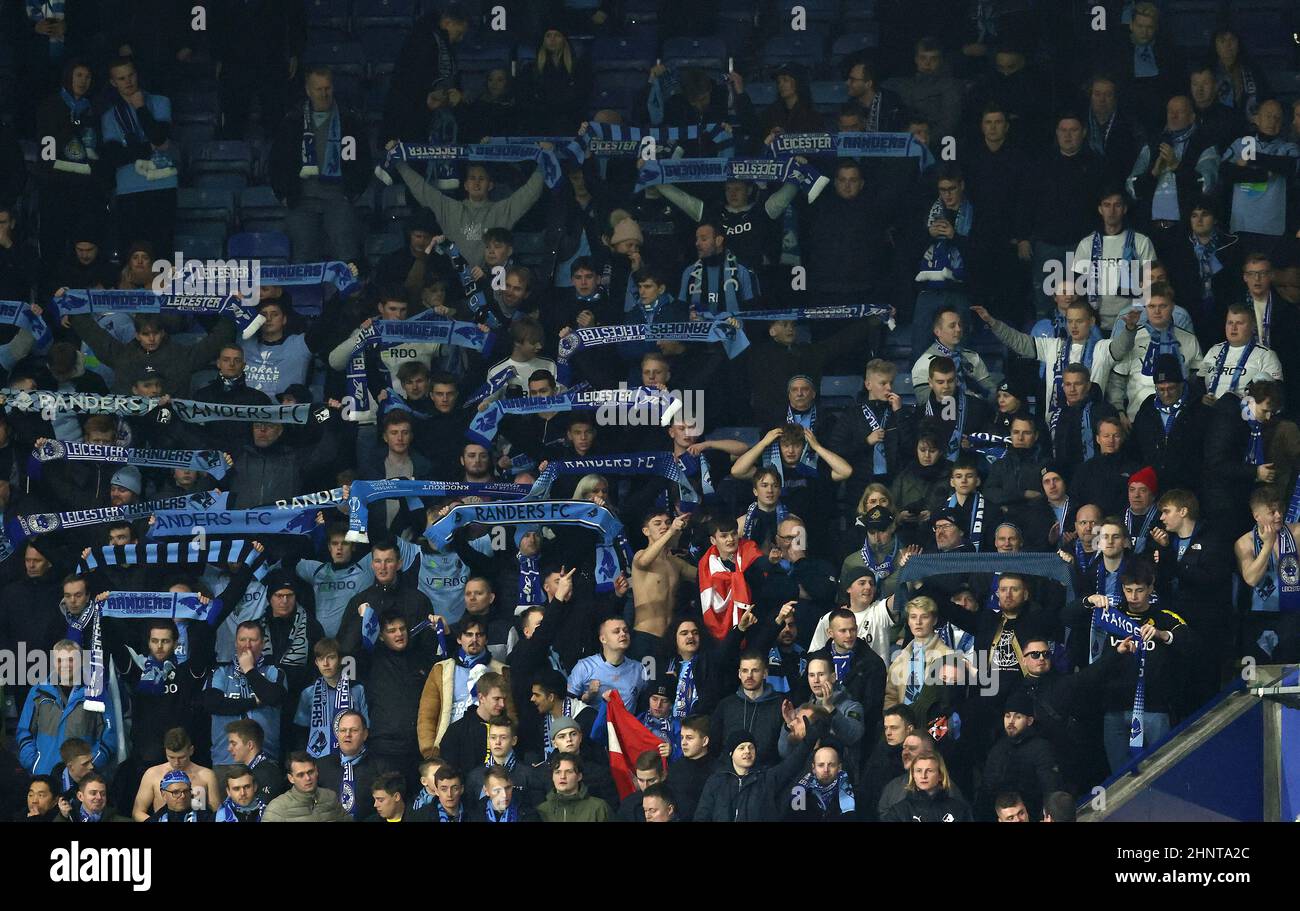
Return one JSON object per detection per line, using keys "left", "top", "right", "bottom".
{"left": 1237, "top": 253, "right": 1300, "bottom": 408}
{"left": 146, "top": 770, "right": 215, "bottom": 823}
{"left": 842, "top": 59, "right": 905, "bottom": 133}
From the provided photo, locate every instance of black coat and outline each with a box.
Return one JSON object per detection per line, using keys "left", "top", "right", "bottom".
{"left": 316, "top": 751, "right": 388, "bottom": 818}
{"left": 1051, "top": 393, "right": 1120, "bottom": 480}
{"left": 1070, "top": 451, "right": 1138, "bottom": 518}
{"left": 1163, "top": 231, "right": 1244, "bottom": 349}
{"left": 665, "top": 753, "right": 715, "bottom": 821}
{"left": 709, "top": 685, "right": 787, "bottom": 768}
{"left": 827, "top": 393, "right": 916, "bottom": 491}
{"left": 880, "top": 787, "right": 973, "bottom": 822}
{"left": 976, "top": 726, "right": 1063, "bottom": 820}
{"left": 1200, "top": 392, "right": 1260, "bottom": 538}
{"left": 694, "top": 721, "right": 824, "bottom": 823}
{"left": 269, "top": 105, "right": 372, "bottom": 206}
{"left": 337, "top": 583, "right": 435, "bottom": 659}
{"left": 1131, "top": 392, "right": 1211, "bottom": 495}
{"left": 361, "top": 641, "right": 433, "bottom": 758}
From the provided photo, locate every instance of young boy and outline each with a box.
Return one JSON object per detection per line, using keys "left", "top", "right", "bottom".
{"left": 294, "top": 638, "right": 370, "bottom": 758}
{"left": 485, "top": 317, "right": 557, "bottom": 401}
{"left": 943, "top": 455, "right": 986, "bottom": 551}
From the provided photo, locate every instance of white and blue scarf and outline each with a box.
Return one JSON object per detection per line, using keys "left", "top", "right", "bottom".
{"left": 635, "top": 156, "right": 826, "bottom": 200}
{"left": 797, "top": 769, "right": 855, "bottom": 815}
{"left": 306, "top": 675, "right": 352, "bottom": 759}
{"left": 1087, "top": 228, "right": 1137, "bottom": 310}
{"left": 947, "top": 491, "right": 985, "bottom": 551}
{"left": 1208, "top": 341, "right": 1256, "bottom": 396}
{"left": 301, "top": 103, "right": 342, "bottom": 181}
{"left": 555, "top": 318, "right": 749, "bottom": 383}
{"left": 344, "top": 478, "right": 530, "bottom": 543}
{"left": 30, "top": 440, "right": 228, "bottom": 480}
{"left": 1140, "top": 324, "right": 1181, "bottom": 377}
{"left": 1091, "top": 606, "right": 1148, "bottom": 750}
{"left": 768, "top": 131, "right": 934, "bottom": 173}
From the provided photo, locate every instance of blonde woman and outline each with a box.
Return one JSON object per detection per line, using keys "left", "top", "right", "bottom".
{"left": 884, "top": 597, "right": 957, "bottom": 718}
{"left": 881, "top": 750, "right": 973, "bottom": 821}
{"left": 524, "top": 25, "right": 591, "bottom": 134}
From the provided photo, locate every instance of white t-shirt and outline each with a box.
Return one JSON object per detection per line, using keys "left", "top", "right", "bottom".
{"left": 1071, "top": 230, "right": 1156, "bottom": 330}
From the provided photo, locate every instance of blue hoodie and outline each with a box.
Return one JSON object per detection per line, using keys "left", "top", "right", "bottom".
{"left": 16, "top": 681, "right": 117, "bottom": 775}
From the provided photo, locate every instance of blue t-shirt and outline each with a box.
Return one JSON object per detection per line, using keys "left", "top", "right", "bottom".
{"left": 398, "top": 536, "right": 493, "bottom": 623}
{"left": 101, "top": 94, "right": 177, "bottom": 195}
{"left": 296, "top": 558, "right": 374, "bottom": 638}
{"left": 567, "top": 654, "right": 645, "bottom": 712}
{"left": 241, "top": 333, "right": 313, "bottom": 396}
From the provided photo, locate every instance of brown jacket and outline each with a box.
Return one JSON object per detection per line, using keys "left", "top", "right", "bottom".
{"left": 884, "top": 635, "right": 956, "bottom": 717}
{"left": 416, "top": 657, "right": 516, "bottom": 759}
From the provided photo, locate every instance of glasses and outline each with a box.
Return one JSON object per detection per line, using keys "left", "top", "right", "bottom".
{"left": 1023, "top": 650, "right": 1051, "bottom": 660}
{"left": 1244, "top": 270, "right": 1270, "bottom": 278}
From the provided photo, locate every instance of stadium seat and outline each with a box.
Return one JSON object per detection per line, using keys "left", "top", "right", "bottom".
{"left": 456, "top": 37, "right": 512, "bottom": 70}
{"left": 830, "top": 30, "right": 880, "bottom": 67}
{"left": 1230, "top": 1, "right": 1293, "bottom": 56}
{"left": 761, "top": 31, "right": 829, "bottom": 71}
{"left": 173, "top": 123, "right": 217, "bottom": 151}
{"left": 380, "top": 183, "right": 413, "bottom": 224}
{"left": 624, "top": 0, "right": 659, "bottom": 26}
{"left": 172, "top": 91, "right": 220, "bottom": 127}
{"left": 189, "top": 140, "right": 252, "bottom": 179}
{"left": 717, "top": 0, "right": 757, "bottom": 24}
{"left": 591, "top": 34, "right": 657, "bottom": 73}
{"left": 306, "top": 26, "right": 351, "bottom": 47}
{"left": 842, "top": 0, "right": 878, "bottom": 26}
{"left": 353, "top": 0, "right": 416, "bottom": 28}
{"left": 706, "top": 426, "right": 761, "bottom": 448}
{"left": 174, "top": 233, "right": 226, "bottom": 261}
{"left": 305, "top": 0, "right": 350, "bottom": 31}
{"left": 303, "top": 42, "right": 367, "bottom": 78}
{"left": 662, "top": 36, "right": 728, "bottom": 71}
{"left": 177, "top": 188, "right": 234, "bottom": 225}
{"left": 1164, "top": 1, "right": 1220, "bottom": 51}
{"left": 228, "top": 231, "right": 291, "bottom": 261}
{"left": 772, "top": 0, "right": 840, "bottom": 25}
{"left": 192, "top": 172, "right": 249, "bottom": 190}
{"left": 820, "top": 374, "right": 861, "bottom": 402}
{"left": 746, "top": 82, "right": 777, "bottom": 108}
{"left": 810, "top": 80, "right": 848, "bottom": 112}
{"left": 359, "top": 25, "right": 408, "bottom": 75}
{"left": 365, "top": 231, "right": 404, "bottom": 266}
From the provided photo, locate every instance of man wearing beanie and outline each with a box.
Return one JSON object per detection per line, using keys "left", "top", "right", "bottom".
{"left": 1124, "top": 467, "right": 1161, "bottom": 556}
{"left": 1131, "top": 353, "right": 1210, "bottom": 493}
{"left": 694, "top": 711, "right": 831, "bottom": 822}
{"left": 976, "top": 689, "right": 1062, "bottom": 821}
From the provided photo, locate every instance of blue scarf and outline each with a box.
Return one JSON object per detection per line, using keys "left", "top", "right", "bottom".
{"left": 132, "top": 652, "right": 176, "bottom": 696}
{"left": 555, "top": 319, "right": 749, "bottom": 383}
{"left": 671, "top": 657, "right": 697, "bottom": 717}
{"left": 345, "top": 479, "right": 530, "bottom": 543}
{"left": 919, "top": 199, "right": 973, "bottom": 284}
{"left": 468, "top": 386, "right": 678, "bottom": 448}
{"left": 797, "top": 769, "right": 856, "bottom": 814}
{"left": 1190, "top": 231, "right": 1223, "bottom": 312}
{"left": 947, "top": 491, "right": 985, "bottom": 551}
{"left": 1087, "top": 228, "right": 1137, "bottom": 310}
{"left": 584, "top": 121, "right": 734, "bottom": 158}
{"left": 30, "top": 440, "right": 228, "bottom": 481}
{"left": 829, "top": 646, "right": 853, "bottom": 682}
{"left": 1140, "top": 324, "right": 1181, "bottom": 377}
{"left": 925, "top": 393, "right": 966, "bottom": 460}
{"left": 1080, "top": 402, "right": 1096, "bottom": 461}
{"left": 1243, "top": 397, "right": 1265, "bottom": 466}
{"left": 684, "top": 250, "right": 746, "bottom": 316}
{"left": 485, "top": 801, "right": 519, "bottom": 822}
{"left": 860, "top": 537, "right": 898, "bottom": 581}
{"left": 339, "top": 748, "right": 365, "bottom": 815}
{"left": 517, "top": 551, "right": 544, "bottom": 607}
{"left": 860, "top": 401, "right": 890, "bottom": 476}
{"left": 765, "top": 438, "right": 818, "bottom": 485}
{"left": 742, "top": 501, "right": 787, "bottom": 543}
{"left": 215, "top": 795, "right": 265, "bottom": 822}
{"left": 1208, "top": 342, "right": 1256, "bottom": 396}
{"left": 306, "top": 676, "right": 352, "bottom": 759}
{"left": 380, "top": 141, "right": 561, "bottom": 188}
{"left": 934, "top": 339, "right": 986, "bottom": 397}
{"left": 768, "top": 131, "right": 934, "bottom": 173}
{"left": 437, "top": 801, "right": 464, "bottom": 823}
{"left": 1126, "top": 507, "right": 1158, "bottom": 553}
{"left": 528, "top": 453, "right": 699, "bottom": 511}
{"left": 1092, "top": 606, "right": 1148, "bottom": 750}
{"left": 1153, "top": 389, "right": 1188, "bottom": 436}
{"left": 635, "top": 157, "right": 825, "bottom": 200}
{"left": 1254, "top": 526, "right": 1300, "bottom": 614}
{"left": 301, "top": 103, "right": 342, "bottom": 181}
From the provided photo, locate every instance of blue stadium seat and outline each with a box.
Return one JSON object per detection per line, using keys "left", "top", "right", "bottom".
{"left": 746, "top": 82, "right": 777, "bottom": 107}
{"left": 1165, "top": 1, "right": 1219, "bottom": 51}
{"left": 354, "top": 0, "right": 416, "bottom": 28}
{"left": 831, "top": 30, "right": 880, "bottom": 67}
{"left": 591, "top": 34, "right": 657, "bottom": 73}
{"left": 456, "top": 37, "right": 512, "bottom": 69}
{"left": 175, "top": 234, "right": 226, "bottom": 261}
{"left": 228, "top": 231, "right": 291, "bottom": 261}
{"left": 306, "top": 26, "right": 350, "bottom": 47}
{"left": 239, "top": 185, "right": 285, "bottom": 216}
{"left": 359, "top": 25, "right": 408, "bottom": 75}
{"left": 380, "top": 183, "right": 412, "bottom": 221}
{"left": 365, "top": 231, "right": 404, "bottom": 265}
{"left": 173, "top": 123, "right": 217, "bottom": 151}
{"left": 717, "top": 0, "right": 757, "bottom": 24}
{"left": 842, "top": 0, "right": 878, "bottom": 26}
{"left": 589, "top": 87, "right": 634, "bottom": 119}
{"left": 662, "top": 36, "right": 728, "bottom": 71}
{"left": 173, "top": 92, "right": 220, "bottom": 127}
{"left": 190, "top": 140, "right": 252, "bottom": 178}
{"left": 706, "top": 426, "right": 761, "bottom": 448}
{"left": 177, "top": 188, "right": 234, "bottom": 224}
{"left": 810, "top": 80, "right": 848, "bottom": 112}
{"left": 306, "top": 0, "right": 351, "bottom": 30}
{"left": 773, "top": 0, "right": 840, "bottom": 24}
{"left": 820, "top": 374, "right": 860, "bottom": 401}
{"left": 192, "top": 172, "right": 248, "bottom": 190}
{"left": 1233, "top": 0, "right": 1293, "bottom": 55}
{"left": 624, "top": 0, "right": 658, "bottom": 25}
{"left": 303, "top": 42, "right": 367, "bottom": 78}
{"left": 762, "top": 31, "right": 828, "bottom": 71}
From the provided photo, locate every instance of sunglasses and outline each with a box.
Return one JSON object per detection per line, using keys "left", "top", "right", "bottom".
{"left": 1023, "top": 650, "right": 1051, "bottom": 660}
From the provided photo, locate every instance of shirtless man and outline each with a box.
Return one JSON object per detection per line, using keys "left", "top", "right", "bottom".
{"left": 632, "top": 510, "right": 697, "bottom": 638}
{"left": 132, "top": 727, "right": 220, "bottom": 821}
{"left": 1234, "top": 488, "right": 1300, "bottom": 617}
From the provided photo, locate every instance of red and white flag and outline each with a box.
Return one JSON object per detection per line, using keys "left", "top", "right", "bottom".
{"left": 604, "top": 695, "right": 667, "bottom": 800}
{"left": 697, "top": 538, "right": 762, "bottom": 640}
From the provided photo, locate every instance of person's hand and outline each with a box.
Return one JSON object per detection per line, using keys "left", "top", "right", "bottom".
{"left": 1086, "top": 593, "right": 1110, "bottom": 609}
{"left": 251, "top": 541, "right": 265, "bottom": 553}
{"left": 1048, "top": 522, "right": 1062, "bottom": 545}
{"left": 866, "top": 428, "right": 886, "bottom": 445}
{"left": 939, "top": 664, "right": 959, "bottom": 684}
{"left": 776, "top": 601, "right": 797, "bottom": 626}
{"left": 447, "top": 88, "right": 464, "bottom": 106}
{"left": 763, "top": 128, "right": 782, "bottom": 146}
{"left": 780, "top": 698, "right": 797, "bottom": 727}
{"left": 1149, "top": 526, "right": 1170, "bottom": 548}
{"left": 613, "top": 573, "right": 631, "bottom": 597}
{"left": 788, "top": 533, "right": 807, "bottom": 564}
{"left": 657, "top": 741, "right": 671, "bottom": 758}
{"left": 887, "top": 392, "right": 903, "bottom": 412}
{"left": 426, "top": 89, "right": 447, "bottom": 110}
{"left": 198, "top": 594, "right": 211, "bottom": 606}
{"left": 553, "top": 566, "right": 576, "bottom": 603}
{"left": 737, "top": 608, "right": 757, "bottom": 632}
{"left": 918, "top": 509, "right": 931, "bottom": 523}
{"left": 627, "top": 249, "right": 642, "bottom": 271}
{"left": 763, "top": 427, "right": 784, "bottom": 444}
{"left": 237, "top": 648, "right": 256, "bottom": 673}
{"left": 576, "top": 309, "right": 595, "bottom": 328}
{"left": 767, "top": 543, "right": 783, "bottom": 564}
{"left": 95, "top": 590, "right": 110, "bottom": 602}
{"left": 685, "top": 441, "right": 709, "bottom": 456}
{"left": 802, "top": 427, "right": 821, "bottom": 449}
{"left": 1256, "top": 463, "right": 1277, "bottom": 484}
{"left": 1121, "top": 309, "right": 1142, "bottom": 332}
{"left": 669, "top": 513, "right": 690, "bottom": 537}
{"left": 470, "top": 266, "right": 485, "bottom": 281}
{"left": 728, "top": 71, "right": 744, "bottom": 94}
{"left": 1016, "top": 240, "right": 1032, "bottom": 261}
{"left": 1116, "top": 638, "right": 1138, "bottom": 655}
{"left": 1057, "top": 548, "right": 1074, "bottom": 564}
{"left": 898, "top": 544, "right": 922, "bottom": 568}
{"left": 586, "top": 679, "right": 602, "bottom": 700}
{"left": 1258, "top": 520, "right": 1279, "bottom": 545}
{"left": 971, "top": 305, "right": 994, "bottom": 325}
{"left": 649, "top": 63, "right": 667, "bottom": 80}
{"left": 929, "top": 220, "right": 953, "bottom": 239}
{"left": 58, "top": 797, "right": 72, "bottom": 818}
{"left": 385, "top": 139, "right": 398, "bottom": 152}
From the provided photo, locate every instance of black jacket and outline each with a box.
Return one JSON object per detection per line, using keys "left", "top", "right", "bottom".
{"left": 976, "top": 726, "right": 1063, "bottom": 820}
{"left": 1051, "top": 392, "right": 1120, "bottom": 480}
{"left": 1129, "top": 127, "right": 1219, "bottom": 227}
{"left": 269, "top": 104, "right": 372, "bottom": 206}
{"left": 694, "top": 718, "right": 827, "bottom": 823}
{"left": 362, "top": 641, "right": 434, "bottom": 757}
{"left": 316, "top": 751, "right": 388, "bottom": 819}
{"left": 709, "top": 684, "right": 787, "bottom": 768}
{"left": 880, "top": 787, "right": 973, "bottom": 822}
{"left": 1069, "top": 451, "right": 1138, "bottom": 518}
{"left": 1153, "top": 522, "right": 1233, "bottom": 632}
{"left": 1018, "top": 149, "right": 1105, "bottom": 246}
{"left": 1164, "top": 230, "right": 1243, "bottom": 349}
{"left": 828, "top": 393, "right": 916, "bottom": 490}
{"left": 337, "top": 582, "right": 435, "bottom": 659}
{"left": 1201, "top": 392, "right": 1260, "bottom": 538}
{"left": 665, "top": 753, "right": 715, "bottom": 821}
{"left": 1131, "top": 391, "right": 1211, "bottom": 495}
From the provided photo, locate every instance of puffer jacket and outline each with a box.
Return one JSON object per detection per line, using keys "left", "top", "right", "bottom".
{"left": 261, "top": 786, "right": 352, "bottom": 823}
{"left": 16, "top": 682, "right": 116, "bottom": 774}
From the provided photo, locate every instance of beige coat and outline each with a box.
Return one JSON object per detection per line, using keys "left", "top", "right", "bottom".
{"left": 262, "top": 786, "right": 352, "bottom": 823}
{"left": 884, "top": 635, "right": 956, "bottom": 716}
{"left": 416, "top": 657, "right": 515, "bottom": 759}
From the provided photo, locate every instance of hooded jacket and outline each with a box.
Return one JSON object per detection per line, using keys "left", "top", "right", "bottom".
{"left": 708, "top": 682, "right": 786, "bottom": 767}
{"left": 16, "top": 681, "right": 116, "bottom": 774}
{"left": 693, "top": 717, "right": 828, "bottom": 823}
